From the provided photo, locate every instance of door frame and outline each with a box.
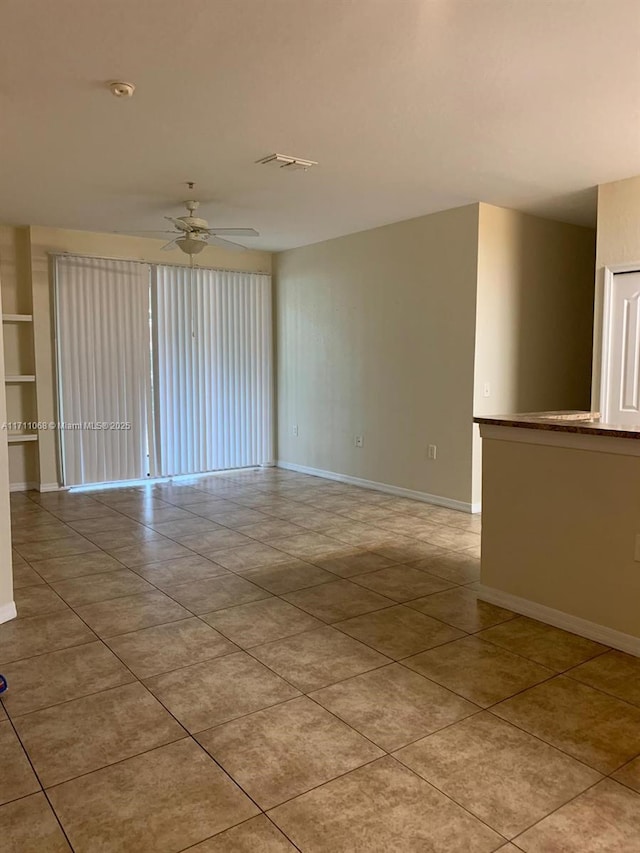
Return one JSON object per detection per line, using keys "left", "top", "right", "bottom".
{"left": 600, "top": 262, "right": 640, "bottom": 422}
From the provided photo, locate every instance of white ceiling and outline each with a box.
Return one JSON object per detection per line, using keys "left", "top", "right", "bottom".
{"left": 1, "top": 0, "right": 639, "bottom": 251}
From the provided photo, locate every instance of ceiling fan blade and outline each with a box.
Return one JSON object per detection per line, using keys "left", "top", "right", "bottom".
{"left": 164, "top": 216, "right": 191, "bottom": 232}
{"left": 161, "top": 239, "right": 178, "bottom": 251}
{"left": 208, "top": 235, "right": 246, "bottom": 251}
{"left": 112, "top": 230, "right": 177, "bottom": 235}
{"left": 205, "top": 228, "right": 259, "bottom": 237}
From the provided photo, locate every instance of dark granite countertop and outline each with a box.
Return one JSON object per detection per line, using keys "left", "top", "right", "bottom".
{"left": 474, "top": 411, "right": 640, "bottom": 439}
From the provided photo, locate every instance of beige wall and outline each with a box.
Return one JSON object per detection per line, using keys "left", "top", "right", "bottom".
{"left": 592, "top": 175, "right": 640, "bottom": 408}
{"left": 0, "top": 224, "right": 271, "bottom": 489}
{"left": 275, "top": 204, "right": 480, "bottom": 507}
{"left": 0, "top": 279, "right": 14, "bottom": 619}
{"left": 472, "top": 205, "right": 596, "bottom": 502}
{"left": 481, "top": 433, "right": 640, "bottom": 639}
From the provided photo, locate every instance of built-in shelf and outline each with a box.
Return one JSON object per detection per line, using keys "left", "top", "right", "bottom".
{"left": 5, "top": 375, "right": 36, "bottom": 383}
{"left": 2, "top": 314, "right": 33, "bottom": 323}
{"left": 7, "top": 433, "right": 38, "bottom": 444}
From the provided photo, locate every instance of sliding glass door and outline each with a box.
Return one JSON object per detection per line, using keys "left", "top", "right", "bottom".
{"left": 55, "top": 255, "right": 273, "bottom": 486}
{"left": 152, "top": 265, "right": 273, "bottom": 476}
{"left": 55, "top": 256, "right": 151, "bottom": 486}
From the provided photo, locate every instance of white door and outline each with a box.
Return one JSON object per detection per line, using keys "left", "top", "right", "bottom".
{"left": 603, "top": 270, "right": 640, "bottom": 424}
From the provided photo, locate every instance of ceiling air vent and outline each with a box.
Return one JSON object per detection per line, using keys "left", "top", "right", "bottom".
{"left": 256, "top": 153, "right": 318, "bottom": 171}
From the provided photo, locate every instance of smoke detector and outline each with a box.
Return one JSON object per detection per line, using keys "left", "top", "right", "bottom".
{"left": 256, "top": 153, "right": 318, "bottom": 171}
{"left": 109, "top": 81, "right": 136, "bottom": 98}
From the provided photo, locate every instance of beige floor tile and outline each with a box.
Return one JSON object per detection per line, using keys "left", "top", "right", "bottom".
{"left": 0, "top": 610, "right": 95, "bottom": 666}
{"left": 85, "top": 527, "right": 164, "bottom": 549}
{"left": 162, "top": 574, "right": 271, "bottom": 614}
{"left": 107, "top": 538, "right": 195, "bottom": 567}
{"left": 250, "top": 626, "right": 390, "bottom": 692}
{"left": 404, "top": 636, "right": 553, "bottom": 707}
{"left": 199, "top": 696, "right": 383, "bottom": 808}
{"left": 51, "top": 569, "right": 155, "bottom": 606}
{"left": 14, "top": 585, "right": 69, "bottom": 618}
{"left": 0, "top": 720, "right": 40, "bottom": 804}
{"left": 145, "top": 651, "right": 300, "bottom": 732}
{"left": 75, "top": 591, "right": 191, "bottom": 638}
{"left": 316, "top": 521, "right": 396, "bottom": 549}
{"left": 11, "top": 521, "right": 73, "bottom": 544}
{"left": 568, "top": 649, "right": 640, "bottom": 706}
{"left": 395, "top": 712, "right": 601, "bottom": 837}
{"left": 351, "top": 565, "right": 454, "bottom": 601}
{"left": 106, "top": 617, "right": 237, "bottom": 678}
{"left": 408, "top": 586, "right": 515, "bottom": 632}
{"left": 16, "top": 681, "right": 185, "bottom": 787}
{"left": 310, "top": 663, "right": 477, "bottom": 751}
{"left": 127, "top": 505, "right": 197, "bottom": 524}
{"left": 613, "top": 756, "right": 640, "bottom": 793}
{"left": 177, "top": 529, "right": 254, "bottom": 553}
{"left": 15, "top": 535, "right": 100, "bottom": 561}
{"left": 206, "top": 542, "right": 297, "bottom": 571}
{"left": 0, "top": 792, "right": 71, "bottom": 852}
{"left": 239, "top": 560, "right": 336, "bottom": 593}
{"left": 27, "top": 551, "right": 125, "bottom": 582}
{"left": 12, "top": 561, "right": 46, "bottom": 589}
{"left": 513, "top": 779, "right": 640, "bottom": 852}
{"left": 132, "top": 554, "right": 230, "bottom": 589}
{"left": 268, "top": 532, "right": 351, "bottom": 561}
{"left": 443, "top": 513, "right": 482, "bottom": 533}
{"left": 493, "top": 676, "right": 640, "bottom": 773}
{"left": 48, "top": 739, "right": 258, "bottom": 853}
{"left": 282, "top": 579, "right": 394, "bottom": 622}
{"left": 315, "top": 551, "right": 397, "bottom": 578}
{"left": 373, "top": 539, "right": 446, "bottom": 563}
{"left": 149, "top": 516, "right": 225, "bottom": 538}
{"left": 411, "top": 550, "right": 480, "bottom": 584}
{"left": 48, "top": 503, "right": 111, "bottom": 522}
{"left": 336, "top": 605, "right": 464, "bottom": 660}
{"left": 235, "top": 519, "right": 307, "bottom": 541}
{"left": 188, "top": 814, "right": 296, "bottom": 851}
{"left": 11, "top": 548, "right": 30, "bottom": 567}
{"left": 376, "top": 514, "right": 439, "bottom": 538}
{"left": 417, "top": 525, "right": 481, "bottom": 552}
{"left": 477, "top": 617, "right": 607, "bottom": 671}
{"left": 0, "top": 640, "right": 134, "bottom": 717}
{"left": 209, "top": 508, "right": 274, "bottom": 528}
{"left": 203, "top": 597, "right": 323, "bottom": 647}
{"left": 68, "top": 515, "right": 145, "bottom": 535}
{"left": 268, "top": 755, "right": 503, "bottom": 852}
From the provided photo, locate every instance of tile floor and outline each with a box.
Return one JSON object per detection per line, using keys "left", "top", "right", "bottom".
{"left": 1, "top": 468, "right": 640, "bottom": 852}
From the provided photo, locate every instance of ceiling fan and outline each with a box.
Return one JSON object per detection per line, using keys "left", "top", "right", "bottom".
{"left": 132, "top": 186, "right": 259, "bottom": 255}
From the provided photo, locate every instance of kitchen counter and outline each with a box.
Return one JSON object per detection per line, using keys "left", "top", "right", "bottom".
{"left": 475, "top": 410, "right": 640, "bottom": 655}
{"left": 475, "top": 410, "right": 640, "bottom": 439}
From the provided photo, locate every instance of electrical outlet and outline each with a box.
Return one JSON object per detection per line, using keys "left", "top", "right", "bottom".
{"left": 355, "top": 435, "right": 364, "bottom": 448}
{"left": 292, "top": 424, "right": 299, "bottom": 437}
{"left": 483, "top": 382, "right": 491, "bottom": 398}
{"left": 428, "top": 444, "right": 437, "bottom": 460}
{"left": 634, "top": 533, "right": 640, "bottom": 561}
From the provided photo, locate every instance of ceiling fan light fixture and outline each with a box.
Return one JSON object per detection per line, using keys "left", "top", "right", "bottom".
{"left": 176, "top": 236, "right": 207, "bottom": 255}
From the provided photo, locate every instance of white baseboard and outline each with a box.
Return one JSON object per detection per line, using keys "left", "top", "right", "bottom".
{"left": 477, "top": 584, "right": 640, "bottom": 657}
{"left": 38, "top": 483, "right": 63, "bottom": 492}
{"left": 0, "top": 600, "right": 17, "bottom": 624}
{"left": 10, "top": 482, "right": 37, "bottom": 492}
{"left": 276, "top": 460, "right": 478, "bottom": 514}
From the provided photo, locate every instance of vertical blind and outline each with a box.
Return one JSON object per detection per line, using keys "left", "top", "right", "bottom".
{"left": 55, "top": 256, "right": 273, "bottom": 486}
{"left": 55, "top": 256, "right": 151, "bottom": 486}
{"left": 152, "top": 265, "right": 273, "bottom": 475}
